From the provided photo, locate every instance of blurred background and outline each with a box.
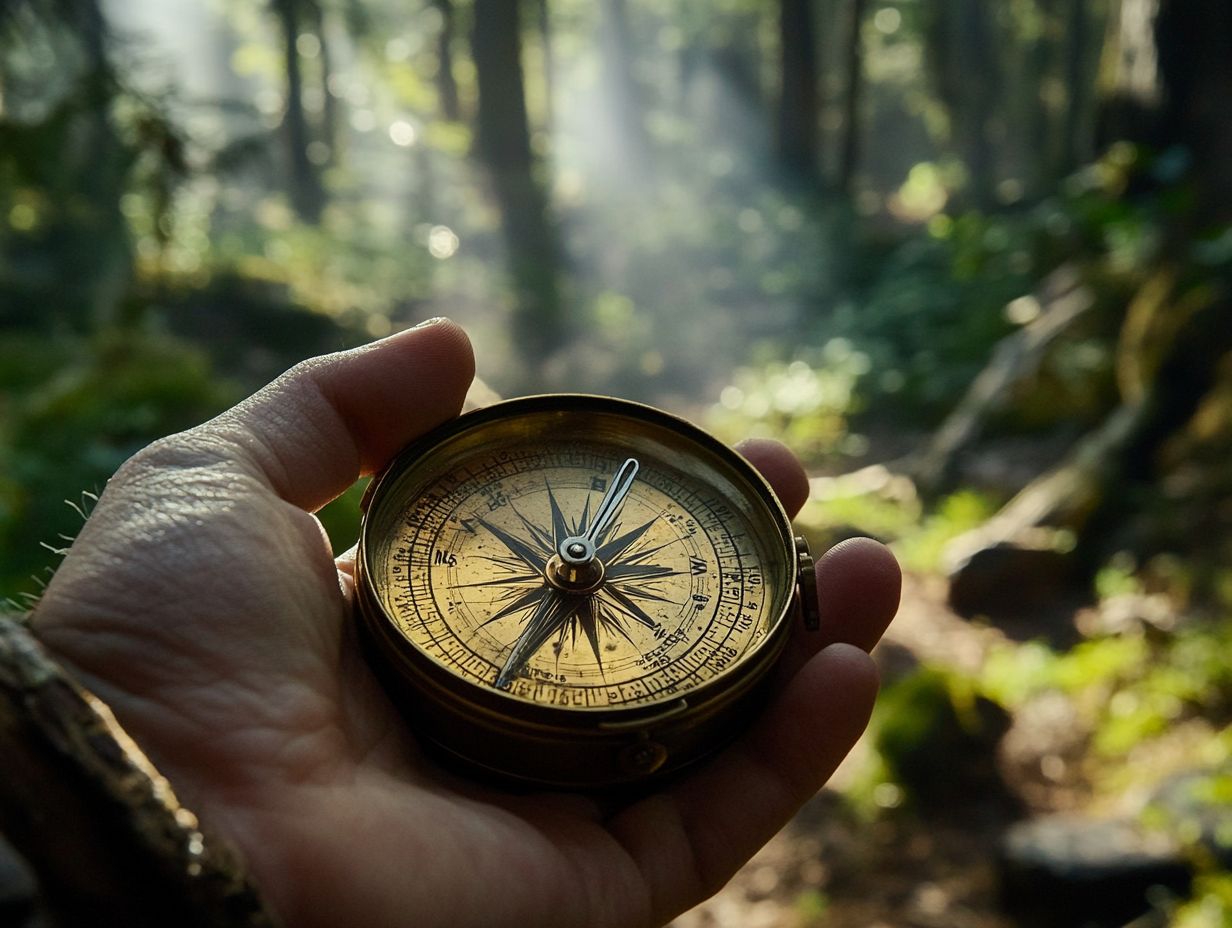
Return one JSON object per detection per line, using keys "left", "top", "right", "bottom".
{"left": 2, "top": 0, "right": 1231, "bottom": 925}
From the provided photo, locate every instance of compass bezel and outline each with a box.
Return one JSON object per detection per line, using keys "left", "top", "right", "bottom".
{"left": 355, "top": 394, "right": 804, "bottom": 788}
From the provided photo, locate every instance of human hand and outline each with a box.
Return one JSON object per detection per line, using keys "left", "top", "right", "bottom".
{"left": 30, "top": 319, "right": 900, "bottom": 928}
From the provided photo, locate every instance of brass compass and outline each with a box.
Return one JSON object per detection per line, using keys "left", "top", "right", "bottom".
{"left": 355, "top": 395, "right": 819, "bottom": 789}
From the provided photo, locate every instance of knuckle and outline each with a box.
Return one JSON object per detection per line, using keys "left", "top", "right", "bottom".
{"left": 110, "top": 429, "right": 231, "bottom": 490}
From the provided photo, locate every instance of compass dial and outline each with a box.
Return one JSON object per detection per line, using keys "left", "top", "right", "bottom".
{"left": 374, "top": 444, "right": 775, "bottom": 707}
{"left": 356, "top": 395, "right": 811, "bottom": 787}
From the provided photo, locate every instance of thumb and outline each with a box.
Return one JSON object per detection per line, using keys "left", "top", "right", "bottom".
{"left": 204, "top": 318, "right": 474, "bottom": 511}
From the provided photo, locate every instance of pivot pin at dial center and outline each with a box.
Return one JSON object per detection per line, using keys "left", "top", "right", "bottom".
{"left": 547, "top": 535, "right": 605, "bottom": 593}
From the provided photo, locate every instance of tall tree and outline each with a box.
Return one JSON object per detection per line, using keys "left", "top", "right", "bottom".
{"left": 925, "top": 0, "right": 1001, "bottom": 208}
{"left": 952, "top": 0, "right": 1232, "bottom": 601}
{"left": 1058, "top": 0, "right": 1095, "bottom": 175}
{"left": 1096, "top": 0, "right": 1159, "bottom": 156}
{"left": 776, "top": 0, "right": 821, "bottom": 187}
{"left": 534, "top": 0, "right": 555, "bottom": 132}
{"left": 308, "top": 0, "right": 339, "bottom": 166}
{"left": 837, "top": 0, "right": 868, "bottom": 195}
{"left": 0, "top": 0, "right": 138, "bottom": 330}
{"left": 1024, "top": 0, "right": 1061, "bottom": 194}
{"left": 1155, "top": 0, "right": 1232, "bottom": 220}
{"left": 471, "top": 0, "right": 563, "bottom": 362}
{"left": 432, "top": 0, "right": 462, "bottom": 122}
{"left": 271, "top": 0, "right": 325, "bottom": 223}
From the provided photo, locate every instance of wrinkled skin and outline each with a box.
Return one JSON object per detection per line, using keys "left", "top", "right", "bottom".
{"left": 31, "top": 320, "right": 901, "bottom": 928}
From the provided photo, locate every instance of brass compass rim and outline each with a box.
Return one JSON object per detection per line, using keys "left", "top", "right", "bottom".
{"left": 354, "top": 394, "right": 815, "bottom": 787}
{"left": 357, "top": 393, "right": 799, "bottom": 717}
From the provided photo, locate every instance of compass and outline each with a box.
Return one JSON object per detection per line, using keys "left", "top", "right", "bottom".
{"left": 355, "top": 395, "right": 820, "bottom": 789}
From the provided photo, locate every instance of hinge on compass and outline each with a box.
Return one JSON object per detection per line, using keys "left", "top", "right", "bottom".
{"left": 794, "top": 535, "right": 820, "bottom": 631}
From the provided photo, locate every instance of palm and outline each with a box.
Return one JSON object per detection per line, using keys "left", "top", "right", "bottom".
{"left": 32, "top": 322, "right": 899, "bottom": 928}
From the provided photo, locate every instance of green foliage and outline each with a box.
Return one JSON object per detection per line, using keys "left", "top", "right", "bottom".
{"left": 0, "top": 331, "right": 237, "bottom": 599}
{"left": 978, "top": 618, "right": 1232, "bottom": 759}
{"left": 875, "top": 666, "right": 969, "bottom": 765}
{"left": 892, "top": 489, "right": 998, "bottom": 571}
{"left": 706, "top": 339, "right": 869, "bottom": 461}
{"left": 796, "top": 481, "right": 995, "bottom": 572}
{"left": 792, "top": 888, "right": 830, "bottom": 922}
{"left": 821, "top": 212, "right": 1030, "bottom": 415}
{"left": 1168, "top": 873, "right": 1232, "bottom": 928}
{"left": 804, "top": 484, "right": 921, "bottom": 542}
{"left": 317, "top": 478, "right": 368, "bottom": 556}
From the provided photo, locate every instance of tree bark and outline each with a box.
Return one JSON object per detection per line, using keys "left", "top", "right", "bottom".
{"left": 1058, "top": 0, "right": 1095, "bottom": 175}
{"left": 534, "top": 0, "right": 555, "bottom": 132}
{"left": 947, "top": 0, "right": 1232, "bottom": 612}
{"left": 925, "top": 0, "right": 999, "bottom": 208}
{"left": 62, "top": 0, "right": 134, "bottom": 331}
{"left": 1155, "top": 0, "right": 1232, "bottom": 221}
{"left": 1025, "top": 0, "right": 1060, "bottom": 194}
{"left": 471, "top": 0, "right": 564, "bottom": 362}
{"left": 776, "top": 0, "right": 820, "bottom": 187}
{"left": 432, "top": 0, "right": 462, "bottom": 122}
{"left": 308, "top": 0, "right": 338, "bottom": 167}
{"left": 272, "top": 0, "right": 324, "bottom": 224}
{"left": 1095, "top": 0, "right": 1161, "bottom": 152}
{"left": 837, "top": 0, "right": 868, "bottom": 195}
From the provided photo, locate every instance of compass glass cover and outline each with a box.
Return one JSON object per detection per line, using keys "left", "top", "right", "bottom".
{"left": 362, "top": 402, "right": 794, "bottom": 711}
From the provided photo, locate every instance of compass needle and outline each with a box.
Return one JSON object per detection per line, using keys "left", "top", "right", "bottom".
{"left": 357, "top": 395, "right": 815, "bottom": 787}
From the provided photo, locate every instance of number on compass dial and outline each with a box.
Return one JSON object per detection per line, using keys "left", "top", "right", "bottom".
{"left": 376, "top": 446, "right": 776, "bottom": 708}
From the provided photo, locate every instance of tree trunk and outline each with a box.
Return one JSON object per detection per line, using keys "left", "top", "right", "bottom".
{"left": 925, "top": 0, "right": 999, "bottom": 209}
{"left": 776, "top": 0, "right": 820, "bottom": 187}
{"left": 471, "top": 0, "right": 564, "bottom": 363}
{"left": 837, "top": 0, "right": 867, "bottom": 195}
{"left": 1058, "top": 0, "right": 1095, "bottom": 175}
{"left": 272, "top": 0, "right": 324, "bottom": 224}
{"left": 534, "top": 0, "right": 555, "bottom": 132}
{"left": 432, "top": 0, "right": 462, "bottom": 122}
{"left": 1095, "top": 0, "right": 1161, "bottom": 152}
{"left": 1025, "top": 0, "right": 1060, "bottom": 194}
{"left": 74, "top": 0, "right": 135, "bottom": 331}
{"left": 960, "top": 0, "right": 998, "bottom": 208}
{"left": 309, "top": 0, "right": 338, "bottom": 167}
{"left": 0, "top": 617, "right": 278, "bottom": 927}
{"left": 949, "top": 0, "right": 1232, "bottom": 610}
{"left": 1155, "top": 0, "right": 1232, "bottom": 221}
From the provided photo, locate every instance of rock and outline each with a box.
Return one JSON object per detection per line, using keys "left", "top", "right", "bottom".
{"left": 875, "top": 667, "right": 1019, "bottom": 821}
{"left": 946, "top": 542, "right": 1076, "bottom": 620}
{"left": 999, "top": 814, "right": 1191, "bottom": 927}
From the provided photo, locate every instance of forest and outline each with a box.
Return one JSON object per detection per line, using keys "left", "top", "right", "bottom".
{"left": 1, "top": 0, "right": 1231, "bottom": 925}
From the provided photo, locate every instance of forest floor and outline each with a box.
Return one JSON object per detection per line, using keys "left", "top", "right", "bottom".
{"left": 671, "top": 572, "right": 1062, "bottom": 928}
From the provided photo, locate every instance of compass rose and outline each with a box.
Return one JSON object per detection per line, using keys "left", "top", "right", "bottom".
{"left": 461, "top": 459, "right": 689, "bottom": 689}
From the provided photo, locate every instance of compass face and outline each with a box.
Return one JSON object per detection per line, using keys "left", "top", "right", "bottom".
{"left": 360, "top": 397, "right": 797, "bottom": 715}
